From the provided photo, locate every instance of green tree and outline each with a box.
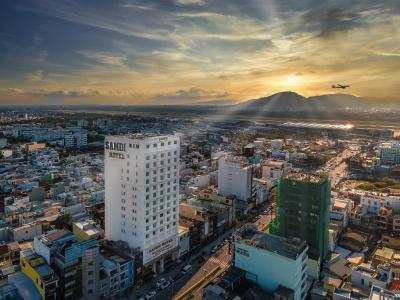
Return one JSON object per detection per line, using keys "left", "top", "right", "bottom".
{"left": 51, "top": 214, "right": 73, "bottom": 230}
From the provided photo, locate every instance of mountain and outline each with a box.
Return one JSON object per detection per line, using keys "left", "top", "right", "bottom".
{"left": 307, "top": 93, "right": 365, "bottom": 110}
{"left": 239, "top": 91, "right": 307, "bottom": 111}
{"left": 237, "top": 92, "right": 369, "bottom": 112}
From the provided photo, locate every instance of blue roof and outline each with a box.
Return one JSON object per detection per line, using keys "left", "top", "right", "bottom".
{"left": 8, "top": 272, "right": 42, "bottom": 300}
{"left": 35, "top": 264, "right": 54, "bottom": 278}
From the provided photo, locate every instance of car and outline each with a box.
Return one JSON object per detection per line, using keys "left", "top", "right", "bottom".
{"left": 156, "top": 278, "right": 166, "bottom": 288}
{"left": 145, "top": 291, "right": 156, "bottom": 299}
{"left": 181, "top": 264, "right": 192, "bottom": 274}
{"left": 160, "top": 280, "right": 171, "bottom": 289}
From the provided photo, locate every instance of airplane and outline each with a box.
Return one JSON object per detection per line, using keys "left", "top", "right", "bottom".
{"left": 332, "top": 84, "right": 350, "bottom": 89}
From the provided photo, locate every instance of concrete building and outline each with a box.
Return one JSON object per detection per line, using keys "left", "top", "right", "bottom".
{"left": 234, "top": 224, "right": 308, "bottom": 300}
{"left": 271, "top": 139, "right": 284, "bottom": 150}
{"left": 361, "top": 193, "right": 400, "bottom": 216}
{"left": 351, "top": 263, "right": 392, "bottom": 290}
{"left": 12, "top": 223, "right": 42, "bottom": 242}
{"left": 191, "top": 174, "right": 210, "bottom": 188}
{"left": 330, "top": 198, "right": 353, "bottom": 232}
{"left": 218, "top": 156, "right": 252, "bottom": 202}
{"left": 73, "top": 219, "right": 104, "bottom": 241}
{"left": 99, "top": 246, "right": 135, "bottom": 298}
{"left": 20, "top": 248, "right": 59, "bottom": 300}
{"left": 104, "top": 134, "right": 180, "bottom": 274}
{"left": 262, "top": 160, "right": 292, "bottom": 180}
{"left": 64, "top": 132, "right": 88, "bottom": 148}
{"left": 34, "top": 229, "right": 101, "bottom": 300}
{"left": 379, "top": 143, "right": 400, "bottom": 165}
{"left": 25, "top": 142, "right": 46, "bottom": 153}
{"left": 178, "top": 226, "right": 190, "bottom": 258}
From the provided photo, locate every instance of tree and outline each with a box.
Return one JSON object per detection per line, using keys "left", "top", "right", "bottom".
{"left": 52, "top": 214, "right": 72, "bottom": 230}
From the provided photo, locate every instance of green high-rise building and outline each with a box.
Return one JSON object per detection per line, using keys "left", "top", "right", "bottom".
{"left": 276, "top": 172, "right": 331, "bottom": 260}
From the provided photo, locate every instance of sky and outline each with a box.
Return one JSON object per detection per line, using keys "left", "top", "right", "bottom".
{"left": 0, "top": 0, "right": 399, "bottom": 105}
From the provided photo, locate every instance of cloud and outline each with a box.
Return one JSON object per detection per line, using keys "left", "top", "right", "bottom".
{"left": 25, "top": 70, "right": 44, "bottom": 82}
{"left": 153, "top": 87, "right": 229, "bottom": 102}
{"left": 175, "top": 0, "right": 206, "bottom": 5}
{"left": 0, "top": 0, "right": 399, "bottom": 104}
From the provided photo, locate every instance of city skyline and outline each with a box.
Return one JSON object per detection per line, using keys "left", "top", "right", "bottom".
{"left": 0, "top": 0, "right": 399, "bottom": 105}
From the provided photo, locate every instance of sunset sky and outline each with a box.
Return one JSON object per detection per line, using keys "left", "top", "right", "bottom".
{"left": 0, "top": 0, "right": 399, "bottom": 105}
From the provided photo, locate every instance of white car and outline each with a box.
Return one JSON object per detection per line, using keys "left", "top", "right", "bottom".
{"left": 181, "top": 264, "right": 192, "bottom": 274}
{"left": 145, "top": 291, "right": 156, "bottom": 299}
{"left": 156, "top": 278, "right": 166, "bottom": 288}
{"left": 160, "top": 281, "right": 171, "bottom": 289}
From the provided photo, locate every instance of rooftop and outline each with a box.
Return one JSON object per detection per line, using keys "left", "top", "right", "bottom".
{"left": 281, "top": 172, "right": 328, "bottom": 184}
{"left": 235, "top": 224, "right": 307, "bottom": 260}
{"left": 106, "top": 133, "right": 177, "bottom": 141}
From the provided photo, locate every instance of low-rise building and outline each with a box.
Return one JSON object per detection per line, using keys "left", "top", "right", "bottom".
{"left": 72, "top": 219, "right": 104, "bottom": 241}
{"left": 351, "top": 263, "right": 392, "bottom": 290}
{"left": 178, "top": 226, "right": 190, "bottom": 258}
{"left": 12, "top": 223, "right": 42, "bottom": 242}
{"left": 99, "top": 246, "right": 135, "bottom": 298}
{"left": 20, "top": 248, "right": 59, "bottom": 300}
{"left": 234, "top": 224, "right": 308, "bottom": 300}
{"left": 34, "top": 229, "right": 101, "bottom": 300}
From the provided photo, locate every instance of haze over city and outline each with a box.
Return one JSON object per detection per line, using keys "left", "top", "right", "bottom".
{"left": 0, "top": 0, "right": 399, "bottom": 105}
{"left": 1, "top": 2, "right": 400, "bottom": 300}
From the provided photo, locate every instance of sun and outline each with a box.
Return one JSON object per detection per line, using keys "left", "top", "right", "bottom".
{"left": 283, "top": 74, "right": 303, "bottom": 87}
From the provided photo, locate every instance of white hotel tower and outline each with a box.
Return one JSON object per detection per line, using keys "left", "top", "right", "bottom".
{"left": 104, "top": 134, "right": 180, "bottom": 273}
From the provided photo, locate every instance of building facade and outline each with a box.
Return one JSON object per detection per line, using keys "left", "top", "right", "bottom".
{"left": 105, "top": 134, "right": 180, "bottom": 273}
{"left": 276, "top": 173, "right": 331, "bottom": 260}
{"left": 234, "top": 224, "right": 308, "bottom": 300}
{"left": 379, "top": 143, "right": 400, "bottom": 165}
{"left": 218, "top": 156, "right": 252, "bottom": 202}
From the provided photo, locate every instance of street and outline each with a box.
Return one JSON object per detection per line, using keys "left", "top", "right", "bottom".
{"left": 129, "top": 230, "right": 233, "bottom": 300}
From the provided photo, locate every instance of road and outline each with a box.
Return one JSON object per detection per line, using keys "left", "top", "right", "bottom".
{"left": 130, "top": 230, "right": 233, "bottom": 300}
{"left": 173, "top": 243, "right": 232, "bottom": 300}
{"left": 317, "top": 148, "right": 359, "bottom": 188}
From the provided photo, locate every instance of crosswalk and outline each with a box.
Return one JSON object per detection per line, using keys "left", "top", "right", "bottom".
{"left": 208, "top": 256, "right": 231, "bottom": 269}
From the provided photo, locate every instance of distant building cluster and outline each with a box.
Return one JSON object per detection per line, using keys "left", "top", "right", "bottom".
{"left": 0, "top": 112, "right": 398, "bottom": 299}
